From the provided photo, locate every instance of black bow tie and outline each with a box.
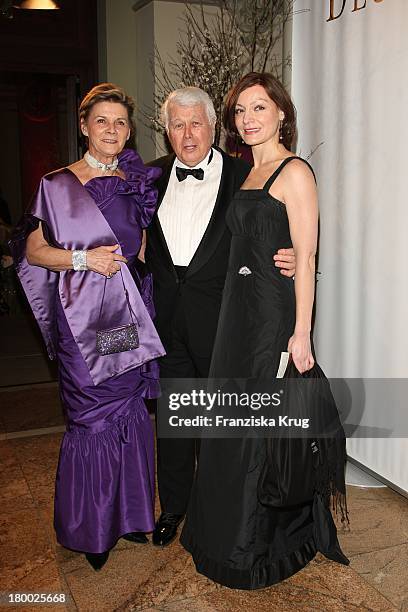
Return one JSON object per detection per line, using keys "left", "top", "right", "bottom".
{"left": 176, "top": 167, "right": 204, "bottom": 182}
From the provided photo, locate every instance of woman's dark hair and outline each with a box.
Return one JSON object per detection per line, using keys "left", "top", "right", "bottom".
{"left": 79, "top": 82, "right": 135, "bottom": 135}
{"left": 223, "top": 72, "right": 296, "bottom": 149}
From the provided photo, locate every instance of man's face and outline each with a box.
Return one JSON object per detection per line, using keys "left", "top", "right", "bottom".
{"left": 167, "top": 103, "right": 214, "bottom": 167}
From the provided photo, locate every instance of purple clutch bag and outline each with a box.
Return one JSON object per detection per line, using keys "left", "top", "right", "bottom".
{"left": 96, "top": 322, "right": 139, "bottom": 355}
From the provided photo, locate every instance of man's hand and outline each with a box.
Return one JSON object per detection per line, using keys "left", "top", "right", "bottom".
{"left": 1, "top": 255, "right": 13, "bottom": 269}
{"left": 274, "top": 248, "right": 295, "bottom": 277}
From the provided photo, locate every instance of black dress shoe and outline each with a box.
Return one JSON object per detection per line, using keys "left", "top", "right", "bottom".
{"left": 152, "top": 512, "right": 183, "bottom": 547}
{"left": 85, "top": 551, "right": 109, "bottom": 571}
{"left": 122, "top": 532, "right": 149, "bottom": 544}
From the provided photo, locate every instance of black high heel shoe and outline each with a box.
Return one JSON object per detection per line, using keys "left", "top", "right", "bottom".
{"left": 122, "top": 532, "right": 148, "bottom": 544}
{"left": 85, "top": 550, "right": 109, "bottom": 571}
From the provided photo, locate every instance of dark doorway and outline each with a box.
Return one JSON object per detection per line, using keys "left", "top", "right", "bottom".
{"left": 0, "top": 0, "right": 98, "bottom": 390}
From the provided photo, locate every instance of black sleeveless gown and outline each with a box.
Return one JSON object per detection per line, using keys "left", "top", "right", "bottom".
{"left": 180, "top": 157, "right": 349, "bottom": 590}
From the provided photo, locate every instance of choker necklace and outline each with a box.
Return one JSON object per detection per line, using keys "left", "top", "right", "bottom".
{"left": 84, "top": 151, "right": 119, "bottom": 173}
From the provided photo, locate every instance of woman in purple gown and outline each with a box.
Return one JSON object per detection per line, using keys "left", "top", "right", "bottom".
{"left": 10, "top": 84, "right": 165, "bottom": 570}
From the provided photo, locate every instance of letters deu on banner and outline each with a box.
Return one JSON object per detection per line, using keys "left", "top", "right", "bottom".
{"left": 327, "top": 0, "right": 384, "bottom": 22}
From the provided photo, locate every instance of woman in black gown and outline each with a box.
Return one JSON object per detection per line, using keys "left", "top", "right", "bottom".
{"left": 180, "top": 73, "right": 349, "bottom": 589}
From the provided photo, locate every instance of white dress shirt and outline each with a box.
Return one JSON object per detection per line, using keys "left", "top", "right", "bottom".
{"left": 158, "top": 148, "right": 223, "bottom": 266}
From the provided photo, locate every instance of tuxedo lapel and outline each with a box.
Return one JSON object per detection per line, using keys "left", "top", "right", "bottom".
{"left": 186, "top": 150, "right": 236, "bottom": 279}
{"left": 155, "top": 154, "right": 175, "bottom": 209}
{"left": 149, "top": 154, "right": 176, "bottom": 274}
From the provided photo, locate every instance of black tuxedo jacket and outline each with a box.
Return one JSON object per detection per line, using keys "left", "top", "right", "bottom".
{"left": 146, "top": 148, "right": 251, "bottom": 358}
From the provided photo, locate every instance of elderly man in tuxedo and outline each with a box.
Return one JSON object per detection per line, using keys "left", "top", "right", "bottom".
{"left": 145, "top": 87, "right": 295, "bottom": 546}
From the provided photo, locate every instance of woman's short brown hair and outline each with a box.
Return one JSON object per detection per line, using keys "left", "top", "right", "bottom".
{"left": 223, "top": 72, "right": 296, "bottom": 149}
{"left": 79, "top": 82, "right": 135, "bottom": 135}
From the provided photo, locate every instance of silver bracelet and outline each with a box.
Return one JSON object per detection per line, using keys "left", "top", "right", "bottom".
{"left": 72, "top": 250, "right": 88, "bottom": 271}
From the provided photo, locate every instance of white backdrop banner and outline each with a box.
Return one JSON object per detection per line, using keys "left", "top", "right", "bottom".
{"left": 292, "top": 0, "right": 408, "bottom": 492}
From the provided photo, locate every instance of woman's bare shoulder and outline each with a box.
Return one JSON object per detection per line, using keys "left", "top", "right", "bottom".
{"left": 282, "top": 158, "right": 314, "bottom": 180}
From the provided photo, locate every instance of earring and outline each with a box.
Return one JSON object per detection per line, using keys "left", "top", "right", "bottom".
{"left": 279, "top": 119, "right": 283, "bottom": 142}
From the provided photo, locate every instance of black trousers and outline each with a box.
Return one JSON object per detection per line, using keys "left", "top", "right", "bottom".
{"left": 157, "top": 278, "right": 213, "bottom": 515}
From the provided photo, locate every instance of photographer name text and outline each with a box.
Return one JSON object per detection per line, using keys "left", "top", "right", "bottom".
{"left": 168, "top": 415, "right": 310, "bottom": 429}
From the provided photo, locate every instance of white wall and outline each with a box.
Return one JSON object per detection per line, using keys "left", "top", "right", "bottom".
{"left": 105, "top": 0, "right": 139, "bottom": 104}
{"left": 100, "top": 0, "right": 201, "bottom": 161}
{"left": 134, "top": 2, "right": 156, "bottom": 161}
{"left": 152, "top": 1, "right": 224, "bottom": 157}
{"left": 99, "top": 0, "right": 155, "bottom": 161}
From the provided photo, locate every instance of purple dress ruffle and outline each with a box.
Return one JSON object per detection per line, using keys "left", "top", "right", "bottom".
{"left": 54, "top": 149, "right": 161, "bottom": 553}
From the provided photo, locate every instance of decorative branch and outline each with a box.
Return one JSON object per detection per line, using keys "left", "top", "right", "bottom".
{"left": 143, "top": 0, "right": 295, "bottom": 146}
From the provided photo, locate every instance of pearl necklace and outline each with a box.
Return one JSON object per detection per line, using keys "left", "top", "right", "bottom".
{"left": 84, "top": 151, "right": 119, "bottom": 173}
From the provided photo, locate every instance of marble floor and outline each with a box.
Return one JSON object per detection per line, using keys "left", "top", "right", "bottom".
{"left": 0, "top": 385, "right": 407, "bottom": 611}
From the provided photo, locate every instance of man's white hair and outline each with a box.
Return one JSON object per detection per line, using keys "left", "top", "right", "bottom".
{"left": 161, "top": 87, "right": 217, "bottom": 132}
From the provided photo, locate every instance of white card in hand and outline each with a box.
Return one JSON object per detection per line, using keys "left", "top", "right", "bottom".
{"left": 276, "top": 351, "right": 290, "bottom": 378}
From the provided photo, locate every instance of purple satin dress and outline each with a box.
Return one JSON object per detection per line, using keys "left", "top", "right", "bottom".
{"left": 53, "top": 152, "right": 160, "bottom": 554}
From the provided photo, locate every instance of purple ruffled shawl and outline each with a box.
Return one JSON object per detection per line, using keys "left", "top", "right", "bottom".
{"left": 10, "top": 149, "right": 165, "bottom": 385}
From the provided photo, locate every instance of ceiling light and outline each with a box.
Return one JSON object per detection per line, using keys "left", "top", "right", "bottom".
{"left": 14, "top": 0, "right": 60, "bottom": 9}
